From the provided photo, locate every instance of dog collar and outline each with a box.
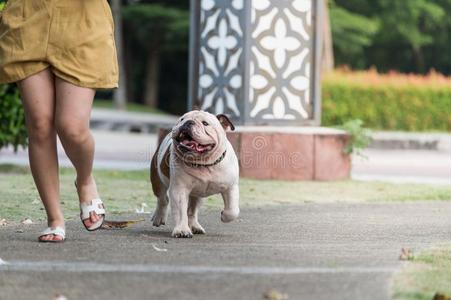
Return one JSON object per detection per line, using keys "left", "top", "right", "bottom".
{"left": 187, "top": 150, "right": 227, "bottom": 168}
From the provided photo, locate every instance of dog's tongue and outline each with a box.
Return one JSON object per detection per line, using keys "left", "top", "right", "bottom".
{"left": 196, "top": 144, "right": 209, "bottom": 153}
{"left": 182, "top": 140, "right": 211, "bottom": 153}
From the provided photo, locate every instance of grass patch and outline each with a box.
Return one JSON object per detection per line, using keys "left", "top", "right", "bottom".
{"left": 1, "top": 165, "right": 451, "bottom": 222}
{"left": 392, "top": 245, "right": 451, "bottom": 300}
{"left": 93, "top": 99, "right": 169, "bottom": 115}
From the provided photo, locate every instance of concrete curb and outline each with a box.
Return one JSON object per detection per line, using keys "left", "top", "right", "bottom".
{"left": 89, "top": 109, "right": 451, "bottom": 152}
{"left": 369, "top": 131, "right": 451, "bottom": 152}
{"left": 90, "top": 108, "right": 178, "bottom": 133}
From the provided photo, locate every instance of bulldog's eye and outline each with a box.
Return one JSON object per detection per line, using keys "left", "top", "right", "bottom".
{"left": 202, "top": 121, "right": 209, "bottom": 126}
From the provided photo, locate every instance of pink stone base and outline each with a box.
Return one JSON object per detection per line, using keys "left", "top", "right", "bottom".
{"left": 158, "top": 126, "right": 351, "bottom": 181}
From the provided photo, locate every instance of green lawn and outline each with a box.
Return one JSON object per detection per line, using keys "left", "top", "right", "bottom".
{"left": 1, "top": 164, "right": 451, "bottom": 223}
{"left": 93, "top": 99, "right": 169, "bottom": 115}
{"left": 392, "top": 245, "right": 451, "bottom": 300}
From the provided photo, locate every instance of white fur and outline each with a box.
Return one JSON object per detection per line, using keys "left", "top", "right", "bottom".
{"left": 152, "top": 111, "right": 240, "bottom": 238}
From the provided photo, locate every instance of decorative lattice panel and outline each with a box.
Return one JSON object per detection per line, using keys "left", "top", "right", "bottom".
{"left": 189, "top": 0, "right": 321, "bottom": 125}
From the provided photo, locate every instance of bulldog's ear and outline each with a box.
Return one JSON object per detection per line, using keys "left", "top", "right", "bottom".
{"left": 217, "top": 114, "right": 235, "bottom": 131}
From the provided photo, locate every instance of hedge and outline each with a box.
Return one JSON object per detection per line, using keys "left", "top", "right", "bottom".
{"left": 321, "top": 70, "right": 451, "bottom": 131}
{"left": 0, "top": 84, "right": 27, "bottom": 152}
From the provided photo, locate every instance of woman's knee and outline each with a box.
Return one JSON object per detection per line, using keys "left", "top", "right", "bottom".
{"left": 27, "top": 118, "right": 55, "bottom": 143}
{"left": 55, "top": 120, "right": 91, "bottom": 145}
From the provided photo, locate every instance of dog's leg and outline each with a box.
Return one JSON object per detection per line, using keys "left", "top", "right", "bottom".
{"left": 221, "top": 183, "right": 240, "bottom": 223}
{"left": 152, "top": 192, "right": 169, "bottom": 227}
{"left": 169, "top": 187, "right": 193, "bottom": 238}
{"left": 188, "top": 196, "right": 205, "bottom": 234}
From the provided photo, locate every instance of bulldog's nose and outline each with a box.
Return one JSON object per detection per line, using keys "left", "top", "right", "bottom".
{"left": 182, "top": 120, "right": 195, "bottom": 128}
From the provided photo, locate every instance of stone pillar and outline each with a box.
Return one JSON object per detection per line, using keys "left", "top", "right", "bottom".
{"left": 187, "top": 0, "right": 350, "bottom": 180}
{"left": 188, "top": 0, "right": 322, "bottom": 125}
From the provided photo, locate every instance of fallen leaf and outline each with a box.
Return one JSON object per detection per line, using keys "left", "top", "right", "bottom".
{"left": 101, "top": 219, "right": 144, "bottom": 229}
{"left": 399, "top": 248, "right": 414, "bottom": 261}
{"left": 53, "top": 294, "right": 68, "bottom": 300}
{"left": 21, "top": 218, "right": 33, "bottom": 225}
{"left": 434, "top": 293, "right": 451, "bottom": 300}
{"left": 152, "top": 244, "right": 168, "bottom": 252}
{"left": 263, "top": 289, "right": 289, "bottom": 300}
{"left": 135, "top": 203, "right": 150, "bottom": 214}
{"left": 0, "top": 258, "right": 9, "bottom": 265}
{"left": 0, "top": 219, "right": 7, "bottom": 226}
{"left": 15, "top": 229, "right": 24, "bottom": 233}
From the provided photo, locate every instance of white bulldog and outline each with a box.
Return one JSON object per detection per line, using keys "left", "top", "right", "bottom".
{"left": 150, "top": 110, "right": 240, "bottom": 238}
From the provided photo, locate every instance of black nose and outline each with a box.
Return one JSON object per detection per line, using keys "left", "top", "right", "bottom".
{"left": 182, "top": 120, "right": 195, "bottom": 129}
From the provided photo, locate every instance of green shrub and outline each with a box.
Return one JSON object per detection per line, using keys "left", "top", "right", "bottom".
{"left": 322, "top": 73, "right": 451, "bottom": 131}
{"left": 0, "top": 84, "right": 27, "bottom": 152}
{"left": 338, "top": 119, "right": 372, "bottom": 156}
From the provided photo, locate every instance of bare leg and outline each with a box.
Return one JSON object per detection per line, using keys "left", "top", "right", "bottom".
{"left": 54, "top": 77, "right": 102, "bottom": 228}
{"left": 188, "top": 196, "right": 205, "bottom": 234}
{"left": 18, "top": 69, "right": 63, "bottom": 242}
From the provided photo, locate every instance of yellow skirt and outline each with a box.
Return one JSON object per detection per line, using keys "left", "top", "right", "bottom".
{"left": 0, "top": 0, "right": 118, "bottom": 89}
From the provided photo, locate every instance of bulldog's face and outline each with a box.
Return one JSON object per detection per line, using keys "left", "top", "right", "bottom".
{"left": 172, "top": 110, "right": 234, "bottom": 162}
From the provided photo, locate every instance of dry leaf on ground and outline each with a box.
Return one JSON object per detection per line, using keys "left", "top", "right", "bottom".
{"left": 21, "top": 218, "right": 33, "bottom": 225}
{"left": 0, "top": 219, "right": 7, "bottom": 226}
{"left": 399, "top": 248, "right": 414, "bottom": 261}
{"left": 152, "top": 244, "right": 168, "bottom": 252}
{"left": 101, "top": 219, "right": 144, "bottom": 229}
{"left": 434, "top": 293, "right": 451, "bottom": 300}
{"left": 263, "top": 289, "right": 289, "bottom": 300}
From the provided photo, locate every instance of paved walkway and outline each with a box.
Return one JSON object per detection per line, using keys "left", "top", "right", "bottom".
{"left": 1, "top": 202, "right": 451, "bottom": 299}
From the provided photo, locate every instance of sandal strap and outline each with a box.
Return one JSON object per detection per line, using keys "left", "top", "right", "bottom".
{"left": 40, "top": 226, "right": 65, "bottom": 239}
{"left": 80, "top": 198, "right": 106, "bottom": 219}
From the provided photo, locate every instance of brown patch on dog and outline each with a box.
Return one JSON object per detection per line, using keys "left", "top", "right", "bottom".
{"left": 160, "top": 146, "right": 170, "bottom": 178}
{"left": 150, "top": 138, "right": 171, "bottom": 198}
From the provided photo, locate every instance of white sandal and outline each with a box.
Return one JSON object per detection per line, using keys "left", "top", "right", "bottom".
{"left": 80, "top": 198, "right": 106, "bottom": 231}
{"left": 38, "top": 226, "right": 66, "bottom": 243}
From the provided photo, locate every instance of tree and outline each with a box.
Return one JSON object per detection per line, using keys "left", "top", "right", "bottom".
{"left": 122, "top": 4, "right": 189, "bottom": 108}
{"left": 333, "top": 0, "right": 448, "bottom": 74}
{"left": 322, "top": 0, "right": 334, "bottom": 73}
{"left": 329, "top": 0, "right": 379, "bottom": 69}
{"left": 0, "top": 85, "right": 27, "bottom": 152}
{"left": 373, "top": 0, "right": 445, "bottom": 73}
{"left": 111, "top": 0, "right": 127, "bottom": 110}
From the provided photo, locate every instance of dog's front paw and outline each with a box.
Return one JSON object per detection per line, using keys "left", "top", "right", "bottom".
{"left": 172, "top": 226, "right": 193, "bottom": 238}
{"left": 221, "top": 208, "right": 240, "bottom": 223}
{"left": 190, "top": 222, "right": 206, "bottom": 234}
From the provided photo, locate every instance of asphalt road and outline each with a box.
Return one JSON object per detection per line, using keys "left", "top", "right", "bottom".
{"left": 1, "top": 202, "right": 451, "bottom": 300}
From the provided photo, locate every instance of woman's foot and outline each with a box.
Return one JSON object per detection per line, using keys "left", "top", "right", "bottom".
{"left": 39, "top": 218, "right": 65, "bottom": 242}
{"left": 75, "top": 175, "right": 104, "bottom": 229}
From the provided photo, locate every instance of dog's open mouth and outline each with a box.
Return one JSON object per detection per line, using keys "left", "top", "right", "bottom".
{"left": 175, "top": 131, "right": 215, "bottom": 153}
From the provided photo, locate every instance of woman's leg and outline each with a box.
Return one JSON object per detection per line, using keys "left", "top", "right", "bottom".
{"left": 18, "top": 69, "right": 64, "bottom": 242}
{"left": 54, "top": 77, "right": 102, "bottom": 228}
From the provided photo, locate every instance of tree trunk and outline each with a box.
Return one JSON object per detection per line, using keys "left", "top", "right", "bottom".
{"left": 144, "top": 49, "right": 160, "bottom": 108}
{"left": 321, "top": 0, "right": 334, "bottom": 73}
{"left": 111, "top": 0, "right": 127, "bottom": 110}
{"left": 413, "top": 47, "right": 425, "bottom": 74}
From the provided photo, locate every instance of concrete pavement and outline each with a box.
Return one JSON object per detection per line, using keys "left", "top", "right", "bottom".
{"left": 1, "top": 202, "right": 451, "bottom": 299}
